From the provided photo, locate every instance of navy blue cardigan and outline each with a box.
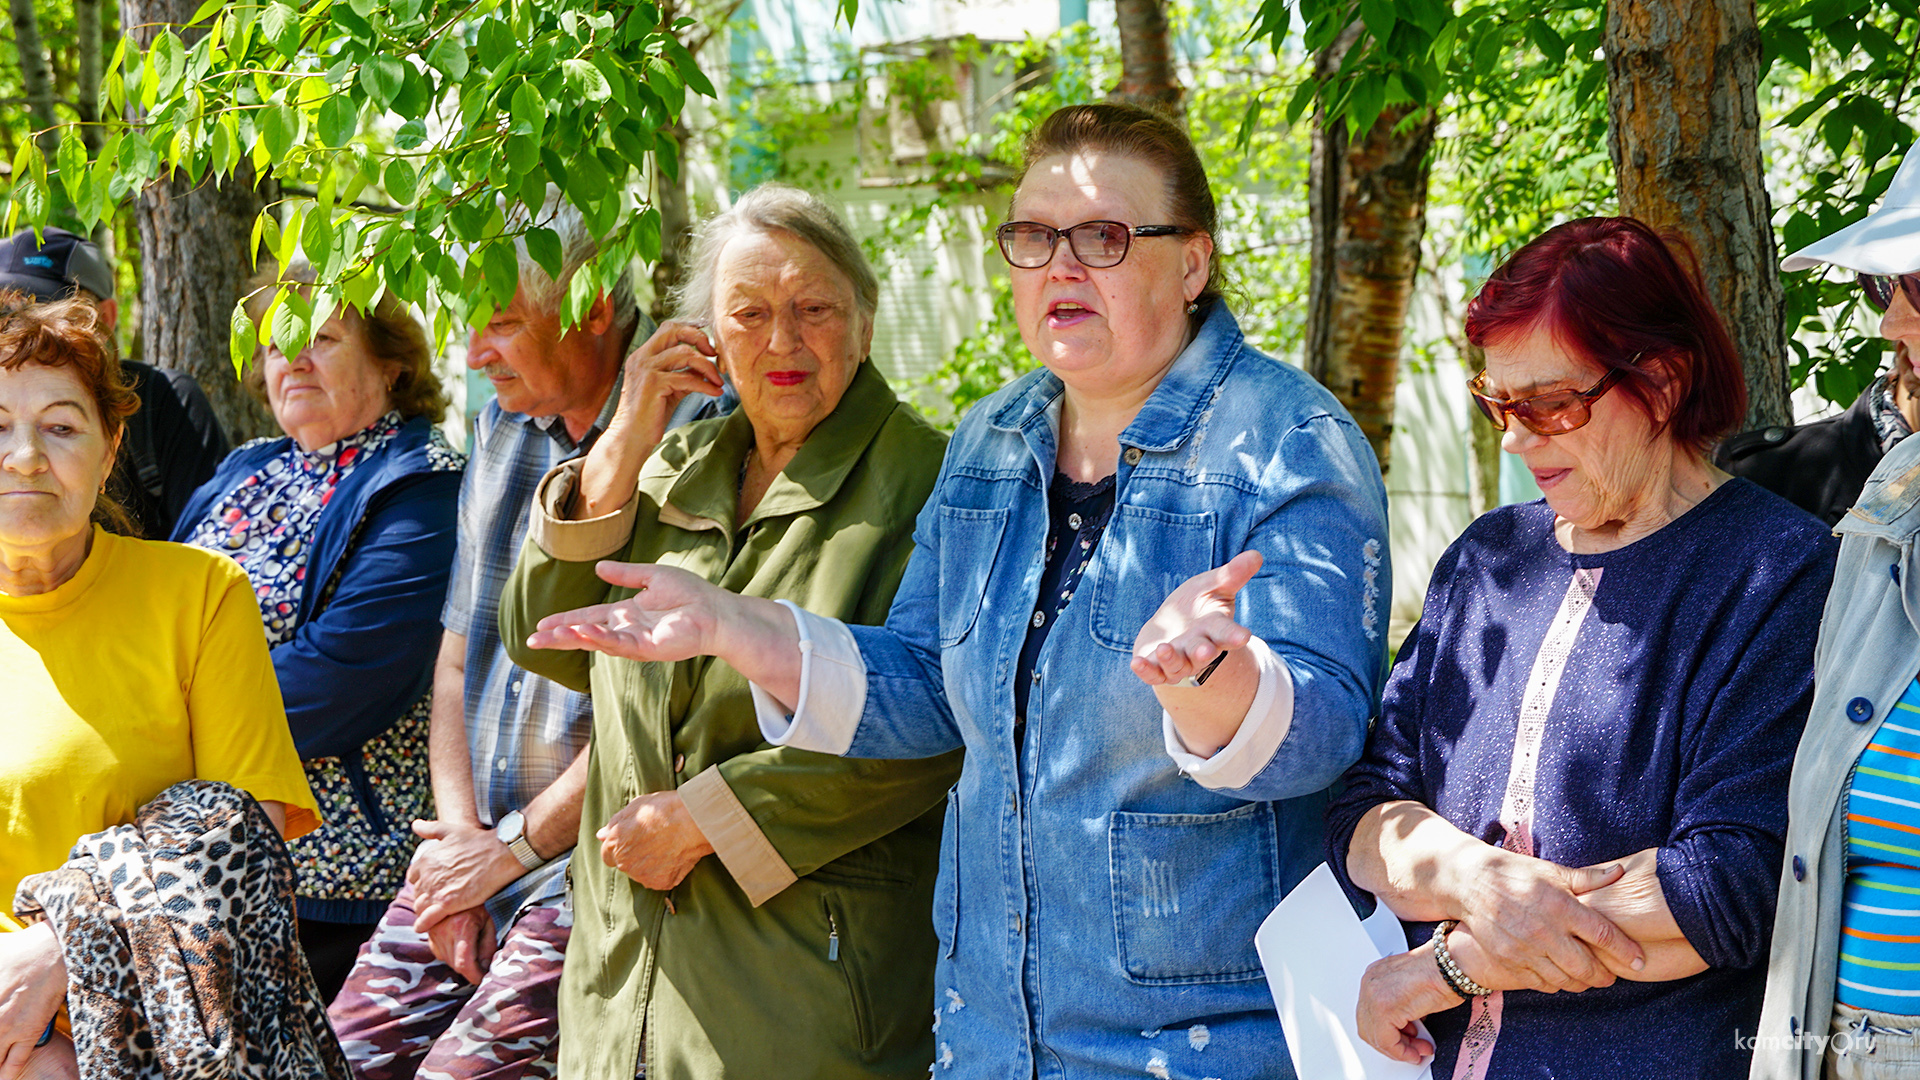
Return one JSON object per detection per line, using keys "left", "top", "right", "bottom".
{"left": 172, "top": 416, "right": 462, "bottom": 762}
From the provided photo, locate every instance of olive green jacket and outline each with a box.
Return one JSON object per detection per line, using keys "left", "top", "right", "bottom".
{"left": 500, "top": 362, "right": 962, "bottom": 1080}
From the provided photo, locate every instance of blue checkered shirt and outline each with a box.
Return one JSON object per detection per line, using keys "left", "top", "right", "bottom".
{"left": 444, "top": 391, "right": 616, "bottom": 937}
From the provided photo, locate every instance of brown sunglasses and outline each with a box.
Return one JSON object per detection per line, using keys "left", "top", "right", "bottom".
{"left": 1859, "top": 272, "right": 1920, "bottom": 314}
{"left": 1468, "top": 366, "right": 1628, "bottom": 437}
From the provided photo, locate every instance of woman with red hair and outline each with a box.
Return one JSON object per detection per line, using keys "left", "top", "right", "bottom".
{"left": 1325, "top": 217, "right": 1837, "bottom": 1077}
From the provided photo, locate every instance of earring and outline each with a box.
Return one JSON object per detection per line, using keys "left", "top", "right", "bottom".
{"left": 1185, "top": 301, "right": 1198, "bottom": 315}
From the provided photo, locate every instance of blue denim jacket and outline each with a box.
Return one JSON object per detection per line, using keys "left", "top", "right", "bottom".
{"left": 841, "top": 303, "right": 1390, "bottom": 1079}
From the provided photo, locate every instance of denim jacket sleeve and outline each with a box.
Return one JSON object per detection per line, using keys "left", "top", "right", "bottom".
{"left": 276, "top": 468, "right": 462, "bottom": 759}
{"left": 1206, "top": 413, "right": 1389, "bottom": 803}
{"left": 838, "top": 457, "right": 968, "bottom": 761}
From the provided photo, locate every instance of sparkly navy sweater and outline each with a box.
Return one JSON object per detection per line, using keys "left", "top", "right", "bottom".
{"left": 1327, "top": 480, "right": 1836, "bottom": 1079}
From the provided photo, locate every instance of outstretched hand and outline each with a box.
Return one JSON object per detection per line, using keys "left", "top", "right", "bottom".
{"left": 1130, "top": 550, "right": 1263, "bottom": 686}
{"left": 525, "top": 562, "right": 731, "bottom": 663}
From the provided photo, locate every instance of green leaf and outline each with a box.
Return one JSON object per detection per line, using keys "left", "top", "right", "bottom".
{"left": 384, "top": 158, "right": 418, "bottom": 204}
{"left": 1359, "top": 0, "right": 1397, "bottom": 42}
{"left": 279, "top": 205, "right": 305, "bottom": 269}
{"left": 427, "top": 36, "right": 469, "bottom": 81}
{"left": 511, "top": 81, "right": 548, "bottom": 140}
{"left": 477, "top": 18, "right": 514, "bottom": 73}
{"left": 230, "top": 299, "right": 258, "bottom": 378}
{"left": 152, "top": 31, "right": 187, "bottom": 100}
{"left": 632, "top": 208, "right": 662, "bottom": 264}
{"left": 302, "top": 208, "right": 336, "bottom": 270}
{"left": 260, "top": 102, "right": 295, "bottom": 161}
{"left": 360, "top": 54, "right": 407, "bottom": 110}
{"left": 505, "top": 134, "right": 540, "bottom": 176}
{"left": 665, "top": 40, "right": 717, "bottom": 99}
{"left": 56, "top": 126, "right": 88, "bottom": 205}
{"left": 523, "top": 226, "right": 563, "bottom": 280}
{"left": 392, "top": 65, "right": 433, "bottom": 119}
{"left": 319, "top": 95, "right": 358, "bottom": 147}
{"left": 607, "top": 122, "right": 651, "bottom": 170}
{"left": 187, "top": 0, "right": 224, "bottom": 26}
{"left": 1527, "top": 18, "right": 1568, "bottom": 63}
{"left": 271, "top": 287, "right": 313, "bottom": 358}
{"left": 14, "top": 176, "right": 48, "bottom": 226}
{"left": 481, "top": 241, "right": 520, "bottom": 307}
{"left": 209, "top": 115, "right": 236, "bottom": 176}
{"left": 1234, "top": 95, "right": 1265, "bottom": 154}
{"left": 261, "top": 2, "right": 302, "bottom": 60}
{"left": 562, "top": 59, "right": 613, "bottom": 103}
{"left": 1285, "top": 77, "right": 1319, "bottom": 127}
{"left": 393, "top": 119, "right": 428, "bottom": 149}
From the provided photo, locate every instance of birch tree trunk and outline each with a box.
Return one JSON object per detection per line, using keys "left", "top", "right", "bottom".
{"left": 1305, "top": 25, "right": 1437, "bottom": 473}
{"left": 1605, "top": 0, "right": 1789, "bottom": 428}
{"left": 1107, "top": 0, "right": 1184, "bottom": 119}
{"left": 10, "top": 0, "right": 59, "bottom": 154}
{"left": 121, "top": 0, "right": 277, "bottom": 440}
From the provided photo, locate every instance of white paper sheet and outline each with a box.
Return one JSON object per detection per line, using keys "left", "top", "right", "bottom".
{"left": 1256, "top": 863, "right": 1434, "bottom": 1080}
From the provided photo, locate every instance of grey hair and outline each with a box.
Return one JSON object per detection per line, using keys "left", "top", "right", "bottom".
{"left": 510, "top": 190, "right": 637, "bottom": 335}
{"left": 669, "top": 183, "right": 878, "bottom": 329}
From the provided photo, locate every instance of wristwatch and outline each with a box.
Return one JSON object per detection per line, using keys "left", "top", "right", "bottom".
{"left": 496, "top": 809, "right": 544, "bottom": 870}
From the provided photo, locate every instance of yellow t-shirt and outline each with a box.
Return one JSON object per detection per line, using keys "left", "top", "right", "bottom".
{"left": 0, "top": 527, "right": 320, "bottom": 908}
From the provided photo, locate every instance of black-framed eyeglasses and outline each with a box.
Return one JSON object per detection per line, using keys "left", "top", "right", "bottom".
{"left": 995, "top": 220, "right": 1193, "bottom": 269}
{"left": 1858, "top": 271, "right": 1920, "bottom": 314}
{"left": 1468, "top": 367, "right": 1627, "bottom": 437}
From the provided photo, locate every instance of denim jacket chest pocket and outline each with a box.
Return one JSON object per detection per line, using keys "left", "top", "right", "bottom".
{"left": 937, "top": 504, "right": 1011, "bottom": 648}
{"left": 1087, "top": 504, "right": 1217, "bottom": 651}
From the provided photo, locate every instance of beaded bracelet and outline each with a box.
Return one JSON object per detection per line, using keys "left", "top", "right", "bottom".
{"left": 1432, "top": 919, "right": 1493, "bottom": 999}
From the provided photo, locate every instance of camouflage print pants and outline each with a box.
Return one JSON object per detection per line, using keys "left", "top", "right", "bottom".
{"left": 327, "top": 884, "right": 571, "bottom": 1080}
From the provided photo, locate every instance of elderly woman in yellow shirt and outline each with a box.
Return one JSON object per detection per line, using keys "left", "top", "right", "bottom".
{"left": 0, "top": 295, "right": 318, "bottom": 1080}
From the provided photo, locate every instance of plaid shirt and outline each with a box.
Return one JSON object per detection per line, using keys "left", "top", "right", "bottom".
{"left": 444, "top": 389, "right": 618, "bottom": 935}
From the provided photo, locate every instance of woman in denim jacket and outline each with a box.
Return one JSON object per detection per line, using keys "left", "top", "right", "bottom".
{"left": 523, "top": 103, "right": 1390, "bottom": 1078}
{"left": 1752, "top": 150, "right": 1920, "bottom": 1080}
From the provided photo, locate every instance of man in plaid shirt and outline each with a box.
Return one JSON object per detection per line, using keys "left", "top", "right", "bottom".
{"left": 328, "top": 199, "right": 665, "bottom": 1080}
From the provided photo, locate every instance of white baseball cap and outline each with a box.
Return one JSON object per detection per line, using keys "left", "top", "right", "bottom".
{"left": 1783, "top": 151, "right": 1920, "bottom": 274}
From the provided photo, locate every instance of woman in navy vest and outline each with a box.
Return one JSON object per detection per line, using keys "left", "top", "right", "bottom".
{"left": 175, "top": 261, "right": 464, "bottom": 999}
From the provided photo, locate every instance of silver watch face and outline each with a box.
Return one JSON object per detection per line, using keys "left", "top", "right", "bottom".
{"left": 497, "top": 809, "right": 525, "bottom": 845}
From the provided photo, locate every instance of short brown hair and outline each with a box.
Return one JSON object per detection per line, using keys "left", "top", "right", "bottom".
{"left": 1016, "top": 103, "right": 1222, "bottom": 308}
{"left": 243, "top": 262, "right": 449, "bottom": 424}
{"left": 0, "top": 289, "right": 139, "bottom": 531}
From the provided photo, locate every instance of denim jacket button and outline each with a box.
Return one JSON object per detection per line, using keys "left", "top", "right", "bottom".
{"left": 1849, "top": 697, "right": 1875, "bottom": 723}
{"left": 1792, "top": 855, "right": 1806, "bottom": 881}
{"left": 1123, "top": 447, "right": 1143, "bottom": 465}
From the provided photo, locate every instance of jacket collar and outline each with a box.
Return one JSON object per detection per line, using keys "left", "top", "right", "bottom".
{"left": 985, "top": 300, "right": 1241, "bottom": 454}
{"left": 1841, "top": 428, "right": 1920, "bottom": 542}
{"left": 660, "top": 360, "right": 898, "bottom": 534}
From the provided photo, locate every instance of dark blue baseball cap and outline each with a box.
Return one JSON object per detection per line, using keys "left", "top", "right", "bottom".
{"left": 0, "top": 227, "right": 114, "bottom": 302}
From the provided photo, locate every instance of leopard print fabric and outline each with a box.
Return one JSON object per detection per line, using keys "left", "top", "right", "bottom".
{"left": 13, "top": 780, "right": 349, "bottom": 1080}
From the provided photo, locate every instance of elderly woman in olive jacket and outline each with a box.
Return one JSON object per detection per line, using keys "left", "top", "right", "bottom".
{"left": 500, "top": 185, "right": 960, "bottom": 1080}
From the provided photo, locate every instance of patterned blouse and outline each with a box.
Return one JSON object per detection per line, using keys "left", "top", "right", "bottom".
{"left": 186, "top": 411, "right": 465, "bottom": 921}
{"left": 190, "top": 412, "right": 411, "bottom": 641}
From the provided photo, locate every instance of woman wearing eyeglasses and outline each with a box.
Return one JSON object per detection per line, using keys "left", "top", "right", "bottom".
{"left": 1328, "top": 216, "right": 1836, "bottom": 1079}
{"left": 1753, "top": 151, "right": 1920, "bottom": 1080}
{"left": 513, "top": 102, "right": 1390, "bottom": 1078}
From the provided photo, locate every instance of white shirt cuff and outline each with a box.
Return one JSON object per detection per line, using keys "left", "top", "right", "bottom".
{"left": 750, "top": 600, "right": 869, "bottom": 756}
{"left": 1162, "top": 635, "right": 1295, "bottom": 790}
